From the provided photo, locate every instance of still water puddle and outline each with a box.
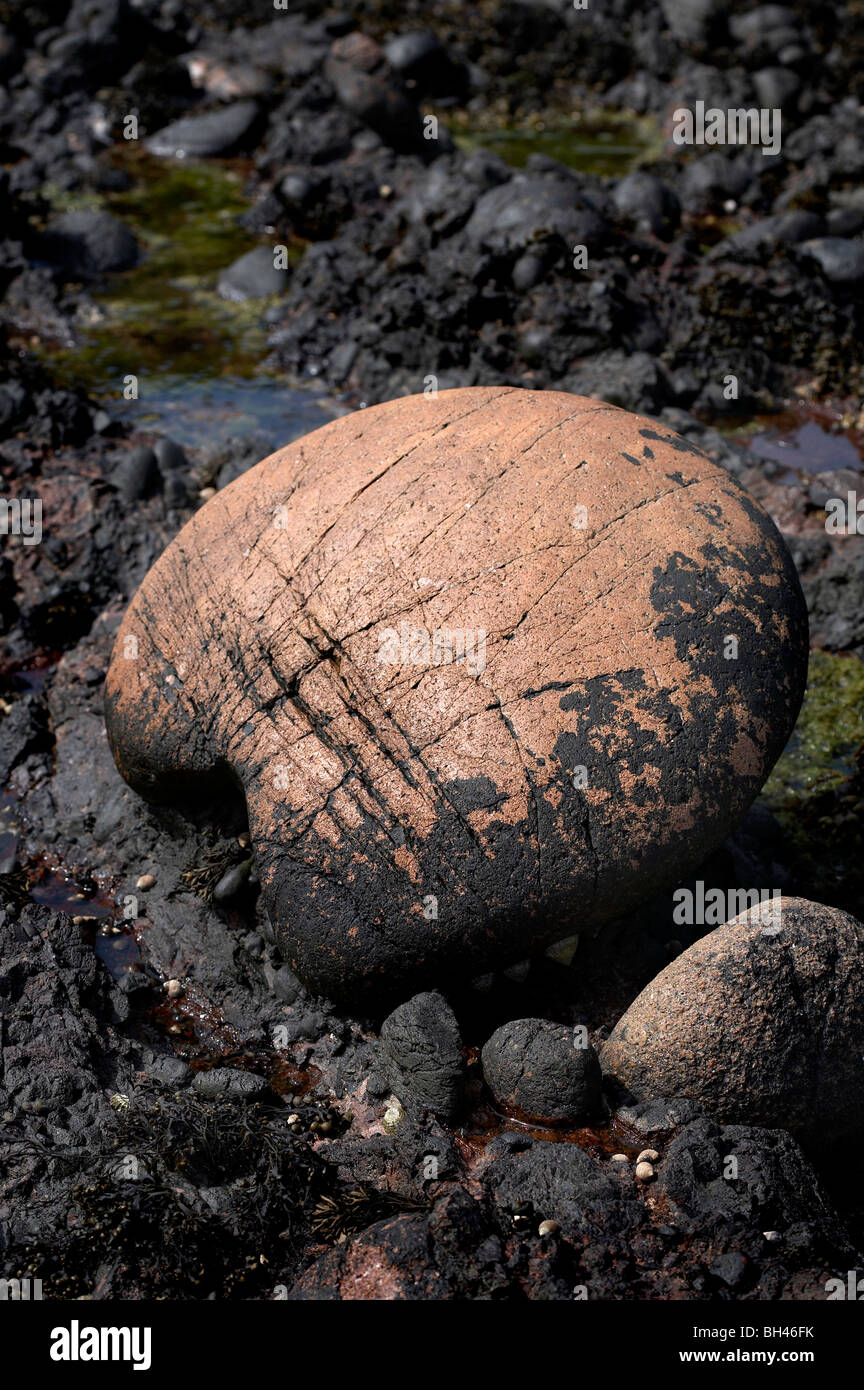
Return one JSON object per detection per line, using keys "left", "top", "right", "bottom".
{"left": 730, "top": 406, "right": 864, "bottom": 478}
{"left": 747, "top": 419, "right": 863, "bottom": 476}
{"left": 132, "top": 375, "right": 340, "bottom": 449}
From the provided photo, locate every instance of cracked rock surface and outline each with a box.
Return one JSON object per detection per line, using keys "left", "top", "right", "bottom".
{"left": 105, "top": 386, "right": 809, "bottom": 1000}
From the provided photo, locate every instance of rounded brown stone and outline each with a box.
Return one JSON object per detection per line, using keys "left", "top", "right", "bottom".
{"left": 600, "top": 896, "right": 864, "bottom": 1142}
{"left": 104, "top": 387, "right": 808, "bottom": 1000}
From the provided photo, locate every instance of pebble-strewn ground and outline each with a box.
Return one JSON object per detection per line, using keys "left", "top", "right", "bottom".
{"left": 1, "top": 0, "right": 863, "bottom": 1301}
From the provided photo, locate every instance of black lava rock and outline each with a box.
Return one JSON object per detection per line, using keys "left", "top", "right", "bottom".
{"left": 217, "top": 246, "right": 290, "bottom": 301}
{"left": 273, "top": 964, "right": 304, "bottom": 1005}
{"left": 380, "top": 991, "right": 466, "bottom": 1121}
{"left": 148, "top": 1056, "right": 193, "bottom": 1089}
{"left": 680, "top": 152, "right": 752, "bottom": 214}
{"left": 661, "top": 0, "right": 724, "bottom": 47}
{"left": 0, "top": 695, "right": 48, "bottom": 783}
{"left": 212, "top": 860, "right": 251, "bottom": 902}
{"left": 709, "top": 211, "right": 825, "bottom": 263}
{"left": 0, "top": 381, "right": 30, "bottom": 437}
{"left": 612, "top": 171, "right": 680, "bottom": 240}
{"left": 482, "top": 1140, "right": 641, "bottom": 1242}
{"left": 658, "top": 1117, "right": 853, "bottom": 1249}
{"left": 615, "top": 1096, "right": 704, "bottom": 1137}
{"left": 563, "top": 350, "right": 672, "bottom": 414}
{"left": 192, "top": 1067, "right": 270, "bottom": 1101}
{"left": 110, "top": 445, "right": 160, "bottom": 503}
{"left": 146, "top": 100, "right": 260, "bottom": 158}
{"left": 711, "top": 1250, "right": 750, "bottom": 1288}
{"left": 325, "top": 32, "right": 427, "bottom": 156}
{"left": 39, "top": 210, "right": 138, "bottom": 277}
{"left": 481, "top": 1018, "right": 603, "bottom": 1125}
{"left": 465, "top": 173, "right": 607, "bottom": 253}
{"left": 384, "top": 30, "right": 467, "bottom": 100}
{"left": 153, "top": 438, "right": 188, "bottom": 473}
{"left": 799, "top": 237, "right": 864, "bottom": 285}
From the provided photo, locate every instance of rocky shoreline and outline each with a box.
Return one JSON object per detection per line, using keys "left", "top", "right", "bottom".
{"left": 2, "top": 0, "right": 864, "bottom": 1303}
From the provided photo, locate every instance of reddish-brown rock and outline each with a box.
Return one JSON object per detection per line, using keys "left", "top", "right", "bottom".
{"left": 601, "top": 896, "right": 864, "bottom": 1141}
{"left": 104, "top": 387, "right": 808, "bottom": 1000}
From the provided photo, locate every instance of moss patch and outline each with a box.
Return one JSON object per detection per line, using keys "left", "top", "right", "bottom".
{"left": 762, "top": 649, "right": 864, "bottom": 804}
{"left": 440, "top": 108, "right": 664, "bottom": 178}
{"left": 40, "top": 152, "right": 301, "bottom": 398}
{"left": 759, "top": 648, "right": 864, "bottom": 914}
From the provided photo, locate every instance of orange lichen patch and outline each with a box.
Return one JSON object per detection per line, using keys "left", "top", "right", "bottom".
{"left": 728, "top": 730, "right": 765, "bottom": 777}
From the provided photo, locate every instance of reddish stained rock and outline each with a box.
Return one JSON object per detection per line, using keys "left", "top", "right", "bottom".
{"left": 601, "top": 896, "right": 864, "bottom": 1142}
{"left": 292, "top": 1216, "right": 434, "bottom": 1300}
{"left": 289, "top": 1190, "right": 507, "bottom": 1300}
{"left": 104, "top": 387, "right": 808, "bottom": 1000}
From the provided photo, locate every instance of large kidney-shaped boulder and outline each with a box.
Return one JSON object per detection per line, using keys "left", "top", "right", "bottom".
{"left": 104, "top": 387, "right": 807, "bottom": 1000}
{"left": 601, "top": 897, "right": 864, "bottom": 1142}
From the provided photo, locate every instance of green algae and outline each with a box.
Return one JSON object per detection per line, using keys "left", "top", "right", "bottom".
{"left": 446, "top": 111, "right": 664, "bottom": 177}
{"left": 758, "top": 649, "right": 864, "bottom": 915}
{"left": 40, "top": 154, "right": 299, "bottom": 399}
{"left": 762, "top": 649, "right": 864, "bottom": 807}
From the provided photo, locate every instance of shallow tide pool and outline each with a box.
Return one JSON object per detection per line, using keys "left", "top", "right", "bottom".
{"left": 40, "top": 151, "right": 342, "bottom": 445}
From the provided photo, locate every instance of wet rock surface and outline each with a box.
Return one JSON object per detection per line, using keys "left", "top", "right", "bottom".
{"left": 1, "top": 0, "right": 863, "bottom": 1303}
{"left": 38, "top": 209, "right": 139, "bottom": 277}
{"left": 481, "top": 1018, "right": 603, "bottom": 1125}
{"left": 217, "top": 246, "right": 290, "bottom": 302}
{"left": 145, "top": 100, "right": 261, "bottom": 159}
